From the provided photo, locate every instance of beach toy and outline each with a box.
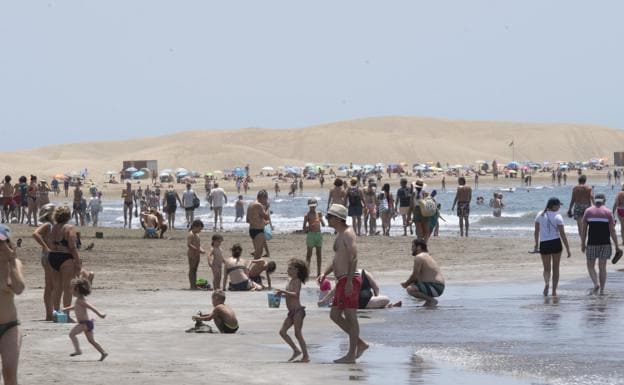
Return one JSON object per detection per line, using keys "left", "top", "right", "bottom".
{"left": 53, "top": 310, "right": 68, "bottom": 323}
{"left": 267, "top": 292, "right": 281, "bottom": 308}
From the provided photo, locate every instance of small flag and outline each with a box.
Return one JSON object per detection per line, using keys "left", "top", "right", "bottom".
{"left": 508, "top": 140, "right": 514, "bottom": 147}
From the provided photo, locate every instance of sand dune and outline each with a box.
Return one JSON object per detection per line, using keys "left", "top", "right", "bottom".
{"left": 2, "top": 116, "right": 622, "bottom": 179}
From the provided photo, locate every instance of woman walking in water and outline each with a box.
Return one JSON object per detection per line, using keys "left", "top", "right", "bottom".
{"left": 534, "top": 197, "right": 571, "bottom": 296}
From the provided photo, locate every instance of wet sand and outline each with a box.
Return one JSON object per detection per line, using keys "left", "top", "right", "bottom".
{"left": 10, "top": 224, "right": 605, "bottom": 384}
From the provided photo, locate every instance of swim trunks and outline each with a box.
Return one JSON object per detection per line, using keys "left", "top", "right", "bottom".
{"left": 493, "top": 208, "right": 502, "bottom": 217}
{"left": 219, "top": 321, "right": 239, "bottom": 334}
{"left": 79, "top": 319, "right": 94, "bottom": 332}
{"left": 332, "top": 275, "right": 362, "bottom": 310}
{"left": 166, "top": 205, "right": 177, "bottom": 214}
{"left": 586, "top": 244, "right": 612, "bottom": 260}
{"left": 145, "top": 227, "right": 157, "bottom": 238}
{"left": 348, "top": 205, "right": 363, "bottom": 217}
{"left": 413, "top": 281, "right": 445, "bottom": 297}
{"left": 249, "top": 228, "right": 264, "bottom": 240}
{"left": 573, "top": 203, "right": 590, "bottom": 220}
{"left": 306, "top": 231, "right": 323, "bottom": 248}
{"left": 456, "top": 202, "right": 470, "bottom": 218}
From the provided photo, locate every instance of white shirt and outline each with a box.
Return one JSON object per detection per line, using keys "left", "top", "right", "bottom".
{"left": 182, "top": 189, "right": 195, "bottom": 208}
{"left": 535, "top": 211, "right": 564, "bottom": 242}
{"left": 210, "top": 188, "right": 227, "bottom": 207}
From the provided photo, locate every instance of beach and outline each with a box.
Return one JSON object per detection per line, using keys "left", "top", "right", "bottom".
{"left": 11, "top": 223, "right": 624, "bottom": 385}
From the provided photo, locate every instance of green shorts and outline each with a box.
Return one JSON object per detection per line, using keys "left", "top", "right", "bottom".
{"left": 306, "top": 231, "right": 323, "bottom": 248}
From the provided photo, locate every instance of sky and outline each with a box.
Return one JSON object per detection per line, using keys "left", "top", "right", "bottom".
{"left": 1, "top": 1, "right": 623, "bottom": 150}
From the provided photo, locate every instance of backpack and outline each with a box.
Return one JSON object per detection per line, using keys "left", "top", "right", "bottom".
{"left": 192, "top": 194, "right": 200, "bottom": 209}
{"left": 418, "top": 197, "right": 437, "bottom": 217}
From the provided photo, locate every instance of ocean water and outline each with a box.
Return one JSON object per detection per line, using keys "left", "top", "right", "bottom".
{"left": 72, "top": 181, "right": 622, "bottom": 237}
{"left": 297, "top": 271, "right": 624, "bottom": 385}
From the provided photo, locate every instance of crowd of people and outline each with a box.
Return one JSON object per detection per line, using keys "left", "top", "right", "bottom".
{"left": 4, "top": 168, "right": 624, "bottom": 384}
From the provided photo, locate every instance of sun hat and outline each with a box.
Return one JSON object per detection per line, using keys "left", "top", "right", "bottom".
{"left": 308, "top": 198, "right": 318, "bottom": 207}
{"left": 0, "top": 224, "right": 11, "bottom": 241}
{"left": 595, "top": 193, "right": 606, "bottom": 204}
{"left": 414, "top": 178, "right": 427, "bottom": 189}
{"left": 38, "top": 203, "right": 56, "bottom": 223}
{"left": 326, "top": 204, "right": 348, "bottom": 221}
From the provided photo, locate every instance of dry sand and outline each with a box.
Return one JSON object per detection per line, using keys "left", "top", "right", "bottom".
{"left": 1, "top": 116, "right": 621, "bottom": 181}
{"left": 10, "top": 224, "right": 597, "bottom": 385}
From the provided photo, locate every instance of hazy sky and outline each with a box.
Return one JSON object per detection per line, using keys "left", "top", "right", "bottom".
{"left": 1, "top": 1, "right": 623, "bottom": 150}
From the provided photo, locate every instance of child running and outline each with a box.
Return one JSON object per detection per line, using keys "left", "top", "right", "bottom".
{"left": 275, "top": 258, "right": 309, "bottom": 363}
{"left": 208, "top": 234, "right": 224, "bottom": 291}
{"left": 187, "top": 219, "right": 205, "bottom": 290}
{"left": 192, "top": 290, "right": 239, "bottom": 333}
{"left": 65, "top": 278, "right": 107, "bottom": 361}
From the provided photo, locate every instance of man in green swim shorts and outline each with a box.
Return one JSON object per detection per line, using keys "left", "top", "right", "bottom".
{"left": 401, "top": 239, "right": 445, "bottom": 307}
{"left": 303, "top": 198, "right": 326, "bottom": 277}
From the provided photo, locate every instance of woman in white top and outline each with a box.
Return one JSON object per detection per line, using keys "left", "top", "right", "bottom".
{"left": 533, "top": 197, "right": 571, "bottom": 297}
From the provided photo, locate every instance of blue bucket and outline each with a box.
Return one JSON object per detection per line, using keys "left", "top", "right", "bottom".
{"left": 267, "top": 292, "right": 281, "bottom": 308}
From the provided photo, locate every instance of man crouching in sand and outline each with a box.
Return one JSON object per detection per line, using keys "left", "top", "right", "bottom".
{"left": 401, "top": 239, "right": 445, "bottom": 307}
{"left": 318, "top": 204, "right": 368, "bottom": 363}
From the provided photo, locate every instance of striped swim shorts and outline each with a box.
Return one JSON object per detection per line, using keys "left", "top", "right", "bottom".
{"left": 586, "top": 244, "right": 612, "bottom": 260}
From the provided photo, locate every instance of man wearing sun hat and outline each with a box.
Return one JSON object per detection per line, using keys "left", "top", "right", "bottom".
{"left": 303, "top": 198, "right": 326, "bottom": 277}
{"left": 581, "top": 193, "right": 621, "bottom": 295}
{"left": 318, "top": 204, "right": 368, "bottom": 363}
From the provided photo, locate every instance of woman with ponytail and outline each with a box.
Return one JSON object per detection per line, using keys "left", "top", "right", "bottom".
{"left": 534, "top": 197, "right": 571, "bottom": 296}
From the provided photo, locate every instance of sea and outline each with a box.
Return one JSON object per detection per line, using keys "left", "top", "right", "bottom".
{"left": 81, "top": 180, "right": 620, "bottom": 238}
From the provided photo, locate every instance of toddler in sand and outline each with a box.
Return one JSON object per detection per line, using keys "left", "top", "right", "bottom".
{"left": 275, "top": 258, "right": 309, "bottom": 362}
{"left": 65, "top": 278, "right": 107, "bottom": 361}
{"left": 192, "top": 290, "right": 239, "bottom": 333}
{"left": 187, "top": 219, "right": 205, "bottom": 290}
{"left": 208, "top": 234, "right": 224, "bottom": 291}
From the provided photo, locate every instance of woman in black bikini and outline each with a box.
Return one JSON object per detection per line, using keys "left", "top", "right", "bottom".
{"left": 222, "top": 243, "right": 261, "bottom": 291}
{"left": 0, "top": 224, "right": 25, "bottom": 385}
{"left": 45, "top": 206, "right": 81, "bottom": 317}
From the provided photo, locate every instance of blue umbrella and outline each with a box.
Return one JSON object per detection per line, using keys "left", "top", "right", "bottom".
{"left": 131, "top": 171, "right": 145, "bottom": 179}
{"left": 506, "top": 161, "right": 519, "bottom": 169}
{"left": 176, "top": 171, "right": 189, "bottom": 177}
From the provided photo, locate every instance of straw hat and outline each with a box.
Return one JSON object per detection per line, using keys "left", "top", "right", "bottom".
{"left": 414, "top": 178, "right": 427, "bottom": 189}
{"left": 326, "top": 204, "right": 347, "bottom": 220}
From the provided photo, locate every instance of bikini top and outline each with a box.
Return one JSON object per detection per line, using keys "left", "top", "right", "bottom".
{"left": 226, "top": 265, "right": 246, "bottom": 275}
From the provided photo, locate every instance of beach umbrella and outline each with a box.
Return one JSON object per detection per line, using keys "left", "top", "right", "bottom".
{"left": 159, "top": 171, "right": 170, "bottom": 177}
{"left": 204, "top": 172, "right": 213, "bottom": 177}
{"left": 161, "top": 168, "right": 172, "bottom": 174}
{"left": 175, "top": 168, "right": 188, "bottom": 174}
{"left": 125, "top": 167, "right": 138, "bottom": 172}
{"left": 176, "top": 171, "right": 189, "bottom": 177}
{"left": 54, "top": 173, "right": 66, "bottom": 180}
{"left": 66, "top": 171, "right": 80, "bottom": 177}
{"left": 131, "top": 171, "right": 145, "bottom": 179}
{"left": 262, "top": 166, "right": 274, "bottom": 171}
{"left": 213, "top": 170, "right": 223, "bottom": 174}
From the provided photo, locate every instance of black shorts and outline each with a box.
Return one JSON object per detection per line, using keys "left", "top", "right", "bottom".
{"left": 540, "top": 238, "right": 562, "bottom": 255}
